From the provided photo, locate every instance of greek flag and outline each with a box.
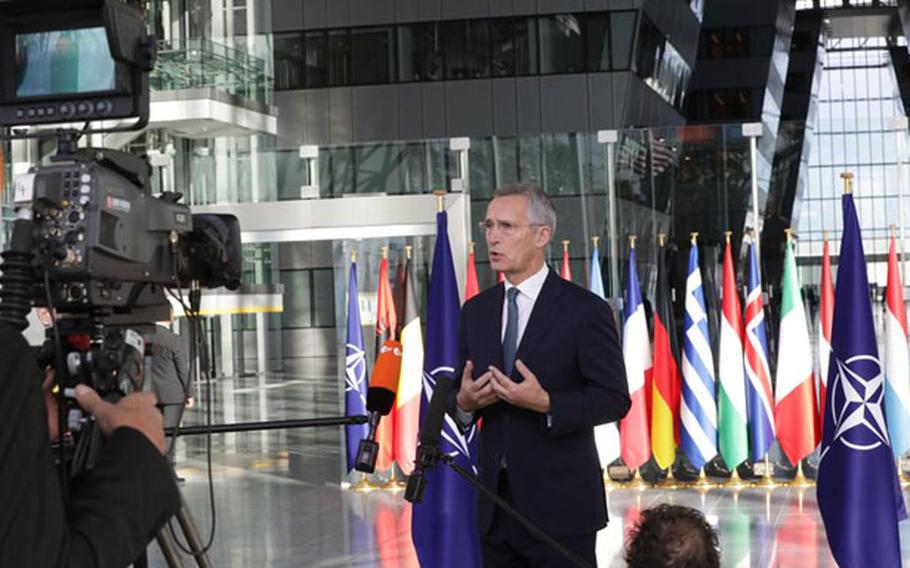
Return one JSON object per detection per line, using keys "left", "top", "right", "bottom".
{"left": 680, "top": 239, "right": 718, "bottom": 470}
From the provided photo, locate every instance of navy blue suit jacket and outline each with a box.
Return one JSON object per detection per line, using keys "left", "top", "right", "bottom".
{"left": 453, "top": 269, "right": 631, "bottom": 538}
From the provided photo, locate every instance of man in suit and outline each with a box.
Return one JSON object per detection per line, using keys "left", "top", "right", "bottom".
{"left": 148, "top": 312, "right": 191, "bottom": 465}
{"left": 453, "top": 184, "right": 631, "bottom": 566}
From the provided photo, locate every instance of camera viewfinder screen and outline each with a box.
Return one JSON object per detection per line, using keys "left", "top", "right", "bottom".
{"left": 15, "top": 27, "right": 116, "bottom": 98}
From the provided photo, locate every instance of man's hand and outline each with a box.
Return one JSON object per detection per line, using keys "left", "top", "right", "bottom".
{"left": 489, "top": 360, "right": 551, "bottom": 414}
{"left": 456, "top": 360, "right": 499, "bottom": 412}
{"left": 74, "top": 385, "right": 167, "bottom": 454}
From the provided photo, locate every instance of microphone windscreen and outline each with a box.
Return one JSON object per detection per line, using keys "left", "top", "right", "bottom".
{"left": 366, "top": 339, "right": 403, "bottom": 415}
{"left": 418, "top": 376, "right": 453, "bottom": 447}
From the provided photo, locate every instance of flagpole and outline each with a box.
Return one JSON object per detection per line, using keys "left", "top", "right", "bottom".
{"left": 654, "top": 232, "right": 681, "bottom": 490}
{"left": 349, "top": 249, "right": 378, "bottom": 493}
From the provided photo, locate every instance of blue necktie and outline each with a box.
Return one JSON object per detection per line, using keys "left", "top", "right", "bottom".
{"left": 503, "top": 287, "right": 519, "bottom": 377}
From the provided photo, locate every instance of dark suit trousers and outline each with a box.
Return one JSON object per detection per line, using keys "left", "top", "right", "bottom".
{"left": 481, "top": 469, "right": 597, "bottom": 568}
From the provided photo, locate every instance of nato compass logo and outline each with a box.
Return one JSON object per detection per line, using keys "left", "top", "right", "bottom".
{"left": 823, "top": 354, "right": 891, "bottom": 457}
{"left": 345, "top": 343, "right": 366, "bottom": 397}
{"left": 424, "top": 366, "right": 478, "bottom": 475}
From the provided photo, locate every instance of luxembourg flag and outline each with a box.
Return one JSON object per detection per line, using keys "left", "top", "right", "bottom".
{"left": 619, "top": 238, "right": 652, "bottom": 472}
{"left": 885, "top": 230, "right": 910, "bottom": 459}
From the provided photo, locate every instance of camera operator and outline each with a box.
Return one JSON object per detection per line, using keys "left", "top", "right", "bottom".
{"left": 0, "top": 322, "right": 179, "bottom": 567}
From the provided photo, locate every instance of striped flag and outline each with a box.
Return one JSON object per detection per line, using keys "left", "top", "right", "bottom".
{"left": 818, "top": 238, "right": 834, "bottom": 424}
{"left": 375, "top": 254, "right": 398, "bottom": 472}
{"left": 743, "top": 238, "right": 775, "bottom": 461}
{"left": 620, "top": 240, "right": 652, "bottom": 472}
{"left": 717, "top": 235, "right": 748, "bottom": 470}
{"left": 561, "top": 241, "right": 572, "bottom": 281}
{"left": 393, "top": 256, "right": 424, "bottom": 474}
{"left": 589, "top": 241, "right": 621, "bottom": 466}
{"left": 651, "top": 236, "right": 681, "bottom": 469}
{"left": 465, "top": 246, "right": 480, "bottom": 301}
{"left": 344, "top": 258, "right": 369, "bottom": 472}
{"left": 885, "top": 232, "right": 910, "bottom": 458}
{"left": 411, "top": 210, "right": 481, "bottom": 567}
{"left": 775, "top": 235, "right": 820, "bottom": 466}
{"left": 817, "top": 190, "right": 906, "bottom": 567}
{"left": 680, "top": 236, "right": 718, "bottom": 470}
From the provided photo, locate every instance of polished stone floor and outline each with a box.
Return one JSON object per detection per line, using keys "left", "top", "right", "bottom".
{"left": 146, "top": 369, "right": 905, "bottom": 567}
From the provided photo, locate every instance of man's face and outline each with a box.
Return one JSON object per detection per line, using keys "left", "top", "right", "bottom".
{"left": 484, "top": 195, "right": 550, "bottom": 277}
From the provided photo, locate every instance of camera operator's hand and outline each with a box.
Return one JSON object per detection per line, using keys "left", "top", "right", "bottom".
{"left": 74, "top": 385, "right": 167, "bottom": 454}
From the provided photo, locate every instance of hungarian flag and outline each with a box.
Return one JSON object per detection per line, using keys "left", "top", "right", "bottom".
{"left": 818, "top": 237, "right": 834, "bottom": 425}
{"left": 465, "top": 245, "right": 480, "bottom": 301}
{"left": 589, "top": 241, "right": 621, "bottom": 466}
{"left": 817, "top": 191, "right": 906, "bottom": 567}
{"left": 717, "top": 235, "right": 748, "bottom": 470}
{"left": 619, "top": 241, "right": 652, "bottom": 472}
{"left": 375, "top": 254, "right": 398, "bottom": 472}
{"left": 743, "top": 238, "right": 774, "bottom": 462}
{"left": 885, "top": 232, "right": 910, "bottom": 458}
{"left": 343, "top": 258, "right": 369, "bottom": 472}
{"left": 651, "top": 237, "right": 680, "bottom": 469}
{"left": 561, "top": 241, "right": 572, "bottom": 281}
{"left": 775, "top": 235, "right": 819, "bottom": 466}
{"left": 393, "top": 256, "right": 424, "bottom": 474}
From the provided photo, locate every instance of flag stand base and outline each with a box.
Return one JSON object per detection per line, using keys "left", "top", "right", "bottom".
{"left": 900, "top": 472, "right": 910, "bottom": 487}
{"left": 724, "top": 468, "right": 749, "bottom": 489}
{"left": 381, "top": 468, "right": 405, "bottom": 492}
{"left": 688, "top": 469, "right": 717, "bottom": 492}
{"left": 624, "top": 469, "right": 650, "bottom": 490}
{"left": 656, "top": 467, "right": 682, "bottom": 489}
{"left": 603, "top": 472, "right": 622, "bottom": 491}
{"left": 755, "top": 456, "right": 779, "bottom": 488}
{"left": 785, "top": 462, "right": 812, "bottom": 488}
{"left": 352, "top": 473, "right": 376, "bottom": 493}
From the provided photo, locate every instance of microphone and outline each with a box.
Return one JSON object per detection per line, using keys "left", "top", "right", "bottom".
{"left": 404, "top": 375, "right": 453, "bottom": 503}
{"left": 354, "top": 339, "right": 403, "bottom": 473}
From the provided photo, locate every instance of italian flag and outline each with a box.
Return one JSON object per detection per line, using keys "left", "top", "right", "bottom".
{"left": 774, "top": 236, "right": 819, "bottom": 465}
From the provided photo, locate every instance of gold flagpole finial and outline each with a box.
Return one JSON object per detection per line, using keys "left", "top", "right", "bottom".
{"left": 351, "top": 249, "right": 357, "bottom": 263}
{"left": 658, "top": 233, "right": 666, "bottom": 246}
{"left": 784, "top": 228, "right": 793, "bottom": 242}
{"left": 468, "top": 241, "right": 475, "bottom": 254}
{"left": 629, "top": 234, "right": 637, "bottom": 249}
{"left": 434, "top": 190, "right": 446, "bottom": 212}
{"left": 690, "top": 232, "right": 699, "bottom": 245}
{"left": 724, "top": 230, "right": 732, "bottom": 244}
{"left": 592, "top": 235, "right": 600, "bottom": 248}
{"left": 562, "top": 240, "right": 570, "bottom": 253}
{"left": 840, "top": 172, "right": 854, "bottom": 194}
{"left": 823, "top": 230, "right": 829, "bottom": 241}
{"left": 381, "top": 246, "right": 388, "bottom": 259}
{"left": 405, "top": 244, "right": 413, "bottom": 259}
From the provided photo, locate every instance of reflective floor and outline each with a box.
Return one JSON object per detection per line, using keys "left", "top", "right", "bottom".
{"left": 146, "top": 370, "right": 904, "bottom": 567}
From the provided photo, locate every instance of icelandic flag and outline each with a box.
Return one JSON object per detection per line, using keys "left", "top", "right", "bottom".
{"left": 743, "top": 239, "right": 775, "bottom": 462}
{"left": 411, "top": 211, "right": 481, "bottom": 567}
{"left": 817, "top": 193, "right": 906, "bottom": 567}
{"left": 344, "top": 259, "right": 369, "bottom": 472}
{"left": 680, "top": 238, "right": 718, "bottom": 470}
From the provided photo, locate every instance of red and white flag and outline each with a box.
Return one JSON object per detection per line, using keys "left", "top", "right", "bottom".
{"left": 817, "top": 237, "right": 834, "bottom": 425}
{"left": 619, "top": 240, "right": 652, "bottom": 471}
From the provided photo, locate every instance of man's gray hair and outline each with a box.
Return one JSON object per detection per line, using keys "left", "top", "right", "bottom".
{"left": 492, "top": 184, "right": 557, "bottom": 234}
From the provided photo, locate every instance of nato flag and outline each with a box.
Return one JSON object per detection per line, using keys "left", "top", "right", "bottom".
{"left": 817, "top": 193, "right": 906, "bottom": 567}
{"left": 411, "top": 210, "right": 482, "bottom": 567}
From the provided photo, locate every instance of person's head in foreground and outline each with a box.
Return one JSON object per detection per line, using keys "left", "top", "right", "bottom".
{"left": 625, "top": 504, "right": 720, "bottom": 568}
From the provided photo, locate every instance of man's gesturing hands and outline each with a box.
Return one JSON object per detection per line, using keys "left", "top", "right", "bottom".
{"left": 456, "top": 359, "right": 551, "bottom": 415}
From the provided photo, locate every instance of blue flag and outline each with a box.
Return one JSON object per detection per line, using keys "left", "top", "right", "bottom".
{"left": 589, "top": 244, "right": 605, "bottom": 300}
{"left": 344, "top": 259, "right": 369, "bottom": 473}
{"left": 411, "top": 211, "right": 482, "bottom": 567}
{"left": 817, "top": 193, "right": 907, "bottom": 567}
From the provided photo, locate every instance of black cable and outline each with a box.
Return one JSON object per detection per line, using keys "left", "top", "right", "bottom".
{"left": 44, "top": 270, "right": 70, "bottom": 501}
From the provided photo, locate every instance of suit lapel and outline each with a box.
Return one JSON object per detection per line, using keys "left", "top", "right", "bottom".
{"left": 513, "top": 271, "right": 563, "bottom": 377}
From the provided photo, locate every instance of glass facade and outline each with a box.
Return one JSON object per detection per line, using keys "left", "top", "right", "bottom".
{"left": 272, "top": 11, "right": 687, "bottom": 91}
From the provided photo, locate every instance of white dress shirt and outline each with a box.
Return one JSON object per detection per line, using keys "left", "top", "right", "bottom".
{"left": 501, "top": 263, "right": 549, "bottom": 348}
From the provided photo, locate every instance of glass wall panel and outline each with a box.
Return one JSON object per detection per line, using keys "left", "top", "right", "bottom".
{"left": 397, "top": 23, "right": 443, "bottom": 82}
{"left": 327, "top": 30, "right": 351, "bottom": 87}
{"left": 304, "top": 31, "right": 328, "bottom": 88}
{"left": 610, "top": 12, "right": 636, "bottom": 70}
{"left": 586, "top": 13, "right": 611, "bottom": 72}
{"left": 443, "top": 20, "right": 491, "bottom": 80}
{"left": 274, "top": 32, "right": 304, "bottom": 90}
{"left": 351, "top": 27, "right": 395, "bottom": 85}
{"left": 538, "top": 15, "right": 585, "bottom": 74}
